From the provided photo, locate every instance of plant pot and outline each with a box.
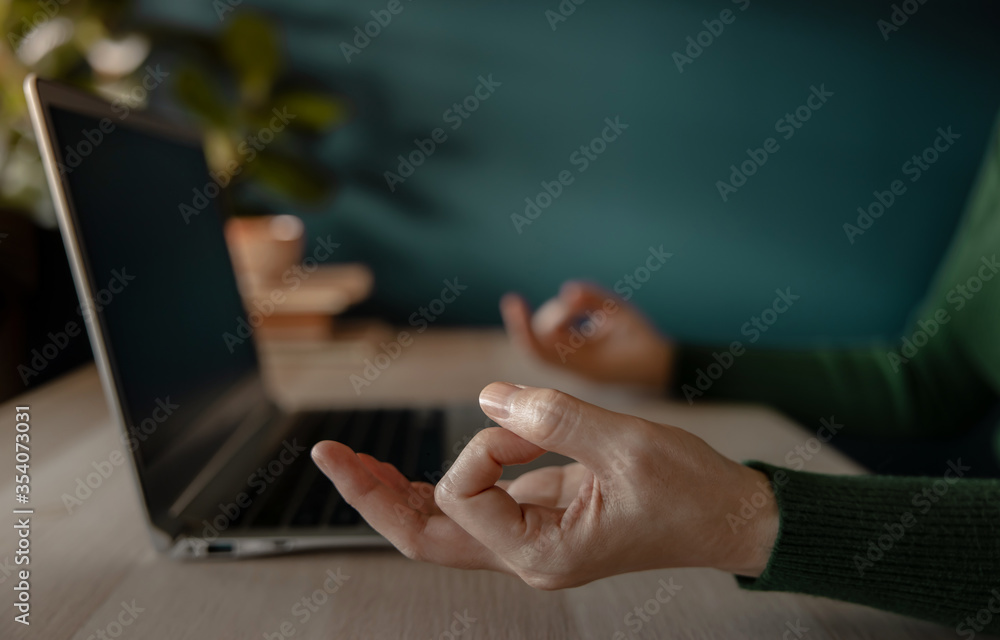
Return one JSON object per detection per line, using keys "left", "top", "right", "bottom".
{"left": 224, "top": 214, "right": 305, "bottom": 293}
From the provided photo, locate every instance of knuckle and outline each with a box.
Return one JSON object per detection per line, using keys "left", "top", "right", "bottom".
{"left": 626, "top": 419, "right": 657, "bottom": 454}
{"left": 525, "top": 388, "right": 580, "bottom": 448}
{"left": 610, "top": 421, "right": 658, "bottom": 476}
{"left": 469, "top": 427, "right": 500, "bottom": 452}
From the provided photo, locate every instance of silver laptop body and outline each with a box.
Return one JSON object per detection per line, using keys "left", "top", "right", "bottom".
{"left": 23, "top": 74, "right": 541, "bottom": 559}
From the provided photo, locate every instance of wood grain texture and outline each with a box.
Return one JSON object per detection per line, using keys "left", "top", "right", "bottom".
{"left": 0, "top": 329, "right": 967, "bottom": 639}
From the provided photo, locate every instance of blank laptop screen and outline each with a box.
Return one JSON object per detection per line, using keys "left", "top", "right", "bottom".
{"left": 47, "top": 106, "right": 258, "bottom": 491}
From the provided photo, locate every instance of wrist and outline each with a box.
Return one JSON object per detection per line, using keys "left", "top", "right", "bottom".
{"left": 717, "top": 466, "right": 780, "bottom": 577}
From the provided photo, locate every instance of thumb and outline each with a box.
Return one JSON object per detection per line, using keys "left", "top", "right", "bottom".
{"left": 534, "top": 281, "right": 614, "bottom": 338}
{"left": 478, "top": 382, "right": 643, "bottom": 473}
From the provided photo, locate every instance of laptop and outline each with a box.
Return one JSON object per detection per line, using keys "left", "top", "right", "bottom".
{"left": 23, "top": 74, "right": 532, "bottom": 559}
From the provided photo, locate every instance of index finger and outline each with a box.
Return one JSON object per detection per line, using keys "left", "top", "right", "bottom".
{"left": 311, "top": 441, "right": 504, "bottom": 571}
{"left": 434, "top": 427, "right": 564, "bottom": 558}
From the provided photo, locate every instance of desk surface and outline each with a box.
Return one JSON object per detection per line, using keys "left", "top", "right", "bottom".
{"left": 1, "top": 329, "right": 957, "bottom": 639}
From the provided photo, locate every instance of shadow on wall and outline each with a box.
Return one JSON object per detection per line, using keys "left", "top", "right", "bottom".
{"left": 139, "top": 0, "right": 1000, "bottom": 345}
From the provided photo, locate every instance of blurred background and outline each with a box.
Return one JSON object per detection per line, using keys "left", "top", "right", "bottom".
{"left": 2, "top": 0, "right": 999, "bottom": 402}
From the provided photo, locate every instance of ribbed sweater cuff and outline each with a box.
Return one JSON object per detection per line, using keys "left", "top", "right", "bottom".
{"left": 736, "top": 461, "right": 1000, "bottom": 633}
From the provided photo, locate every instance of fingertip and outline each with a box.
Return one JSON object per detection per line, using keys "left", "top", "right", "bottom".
{"left": 559, "top": 280, "right": 583, "bottom": 298}
{"left": 479, "top": 381, "right": 528, "bottom": 422}
{"left": 311, "top": 440, "right": 333, "bottom": 461}
{"left": 311, "top": 440, "right": 354, "bottom": 475}
{"left": 500, "top": 291, "right": 521, "bottom": 306}
{"left": 499, "top": 292, "right": 526, "bottom": 318}
{"left": 500, "top": 294, "right": 535, "bottom": 342}
{"left": 312, "top": 439, "right": 342, "bottom": 457}
{"left": 481, "top": 379, "right": 527, "bottom": 391}
{"left": 499, "top": 292, "right": 517, "bottom": 316}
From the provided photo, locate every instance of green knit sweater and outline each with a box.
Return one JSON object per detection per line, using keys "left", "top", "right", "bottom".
{"left": 672, "top": 112, "right": 1000, "bottom": 633}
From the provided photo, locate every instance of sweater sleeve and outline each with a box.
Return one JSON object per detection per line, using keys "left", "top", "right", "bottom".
{"left": 671, "top": 328, "right": 997, "bottom": 439}
{"left": 738, "top": 461, "right": 1000, "bottom": 635}
{"left": 672, "top": 111, "right": 1000, "bottom": 440}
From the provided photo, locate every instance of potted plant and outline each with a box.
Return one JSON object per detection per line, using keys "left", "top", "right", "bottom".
{"left": 0, "top": 0, "right": 348, "bottom": 399}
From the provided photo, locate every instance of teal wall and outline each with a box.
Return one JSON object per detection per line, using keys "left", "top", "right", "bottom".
{"left": 140, "top": 0, "right": 1000, "bottom": 345}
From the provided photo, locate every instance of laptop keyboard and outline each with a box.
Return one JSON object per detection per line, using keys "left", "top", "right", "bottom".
{"left": 233, "top": 408, "right": 444, "bottom": 530}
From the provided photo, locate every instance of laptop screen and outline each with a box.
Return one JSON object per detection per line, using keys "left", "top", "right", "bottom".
{"left": 46, "top": 104, "right": 260, "bottom": 509}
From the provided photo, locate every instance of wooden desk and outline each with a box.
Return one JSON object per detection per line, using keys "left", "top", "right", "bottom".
{"left": 0, "top": 329, "right": 958, "bottom": 639}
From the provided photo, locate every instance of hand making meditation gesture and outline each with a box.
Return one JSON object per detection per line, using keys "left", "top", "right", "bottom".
{"left": 312, "top": 282, "right": 779, "bottom": 588}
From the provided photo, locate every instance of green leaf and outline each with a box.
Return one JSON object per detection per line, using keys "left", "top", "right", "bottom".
{"left": 248, "top": 150, "right": 332, "bottom": 203}
{"left": 271, "top": 91, "right": 348, "bottom": 131}
{"left": 173, "top": 66, "right": 231, "bottom": 127}
{"left": 221, "top": 13, "right": 280, "bottom": 105}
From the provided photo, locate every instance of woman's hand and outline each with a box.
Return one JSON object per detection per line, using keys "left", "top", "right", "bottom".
{"left": 311, "top": 382, "right": 779, "bottom": 589}
{"left": 500, "top": 281, "right": 674, "bottom": 390}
